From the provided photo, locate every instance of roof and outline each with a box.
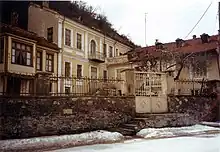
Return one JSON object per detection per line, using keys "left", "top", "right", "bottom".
{"left": 47, "top": 1, "right": 135, "bottom": 48}
{"left": 0, "top": 23, "right": 60, "bottom": 51}
{"left": 129, "top": 35, "right": 219, "bottom": 62}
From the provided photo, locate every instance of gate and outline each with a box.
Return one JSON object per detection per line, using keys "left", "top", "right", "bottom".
{"left": 134, "top": 72, "right": 168, "bottom": 113}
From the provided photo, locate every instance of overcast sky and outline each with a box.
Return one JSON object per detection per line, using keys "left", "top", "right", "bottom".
{"left": 83, "top": 0, "right": 219, "bottom": 46}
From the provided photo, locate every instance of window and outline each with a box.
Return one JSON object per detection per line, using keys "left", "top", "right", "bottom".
{"left": 109, "top": 46, "right": 113, "bottom": 57}
{"left": 47, "top": 27, "right": 53, "bottom": 42}
{"left": 192, "top": 62, "right": 207, "bottom": 78}
{"left": 36, "top": 52, "right": 42, "bottom": 71}
{"left": 65, "top": 62, "right": 71, "bottom": 77}
{"left": 11, "top": 41, "right": 32, "bottom": 66}
{"left": 90, "top": 40, "right": 96, "bottom": 54}
{"left": 115, "top": 49, "right": 118, "bottom": 57}
{"left": 65, "top": 87, "right": 71, "bottom": 94}
{"left": 116, "top": 69, "right": 122, "bottom": 79}
{"left": 77, "top": 33, "right": 82, "bottom": 50}
{"left": 103, "top": 70, "right": 107, "bottom": 81}
{"left": 65, "top": 28, "right": 71, "bottom": 46}
{"left": 0, "top": 37, "right": 4, "bottom": 63}
{"left": 77, "top": 64, "right": 82, "bottom": 78}
{"left": 46, "top": 53, "right": 54, "bottom": 72}
{"left": 91, "top": 67, "right": 97, "bottom": 78}
{"left": 49, "top": 82, "right": 53, "bottom": 93}
{"left": 103, "top": 44, "right": 107, "bottom": 58}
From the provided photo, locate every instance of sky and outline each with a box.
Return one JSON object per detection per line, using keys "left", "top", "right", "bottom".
{"left": 83, "top": 0, "right": 219, "bottom": 46}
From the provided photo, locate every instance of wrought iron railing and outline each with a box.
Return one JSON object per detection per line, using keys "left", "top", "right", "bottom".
{"left": 88, "top": 51, "right": 105, "bottom": 62}
{"left": 134, "top": 72, "right": 164, "bottom": 96}
{"left": 0, "top": 75, "right": 124, "bottom": 97}
{"left": 171, "top": 79, "right": 208, "bottom": 95}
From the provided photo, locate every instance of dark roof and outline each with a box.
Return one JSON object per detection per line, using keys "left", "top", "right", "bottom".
{"left": 0, "top": 23, "right": 60, "bottom": 51}
{"left": 129, "top": 35, "right": 219, "bottom": 62}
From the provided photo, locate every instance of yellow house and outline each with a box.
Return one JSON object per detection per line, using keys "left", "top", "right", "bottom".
{"left": 0, "top": 23, "right": 60, "bottom": 96}
{"left": 27, "top": 2, "right": 134, "bottom": 94}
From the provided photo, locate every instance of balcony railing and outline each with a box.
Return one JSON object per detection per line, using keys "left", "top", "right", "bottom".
{"left": 88, "top": 51, "right": 105, "bottom": 63}
{"left": 106, "top": 55, "right": 129, "bottom": 65}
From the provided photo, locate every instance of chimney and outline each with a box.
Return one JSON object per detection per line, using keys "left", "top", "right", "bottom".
{"left": 176, "top": 38, "right": 184, "bottom": 48}
{"left": 42, "top": 1, "right": 49, "bottom": 8}
{"left": 11, "top": 11, "right": 19, "bottom": 26}
{"left": 200, "top": 33, "right": 210, "bottom": 43}
{"left": 193, "top": 35, "right": 196, "bottom": 39}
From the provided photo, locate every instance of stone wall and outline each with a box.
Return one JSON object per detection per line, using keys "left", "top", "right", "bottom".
{"left": 168, "top": 95, "right": 219, "bottom": 122}
{"left": 0, "top": 96, "right": 135, "bottom": 139}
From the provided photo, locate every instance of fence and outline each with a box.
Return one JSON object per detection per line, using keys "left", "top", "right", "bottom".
{"left": 0, "top": 74, "right": 124, "bottom": 97}
{"left": 171, "top": 79, "right": 208, "bottom": 95}
{"left": 134, "top": 72, "right": 165, "bottom": 96}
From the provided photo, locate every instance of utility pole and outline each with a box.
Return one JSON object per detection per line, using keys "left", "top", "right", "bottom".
{"left": 218, "top": 1, "right": 220, "bottom": 77}
{"left": 145, "top": 13, "right": 147, "bottom": 47}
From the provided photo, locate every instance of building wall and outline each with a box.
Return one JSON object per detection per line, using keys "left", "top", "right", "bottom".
{"left": 28, "top": 3, "right": 133, "bottom": 95}
{"left": 28, "top": 4, "right": 60, "bottom": 45}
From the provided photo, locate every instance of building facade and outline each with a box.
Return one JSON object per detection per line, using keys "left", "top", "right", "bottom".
{"left": 0, "top": 23, "right": 59, "bottom": 95}
{"left": 128, "top": 34, "right": 220, "bottom": 95}
{"left": 27, "top": 2, "right": 134, "bottom": 94}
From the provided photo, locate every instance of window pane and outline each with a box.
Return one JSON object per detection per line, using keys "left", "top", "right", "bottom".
{"left": 27, "top": 59, "right": 31, "bottom": 65}
{"left": 21, "top": 44, "right": 25, "bottom": 50}
{"left": 26, "top": 46, "right": 30, "bottom": 51}
{"left": 16, "top": 43, "right": 20, "bottom": 49}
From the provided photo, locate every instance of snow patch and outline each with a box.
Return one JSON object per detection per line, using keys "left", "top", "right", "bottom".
{"left": 0, "top": 130, "right": 124, "bottom": 151}
{"left": 137, "top": 124, "right": 220, "bottom": 139}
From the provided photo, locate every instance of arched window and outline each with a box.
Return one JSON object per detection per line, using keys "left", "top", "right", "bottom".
{"left": 90, "top": 40, "right": 96, "bottom": 54}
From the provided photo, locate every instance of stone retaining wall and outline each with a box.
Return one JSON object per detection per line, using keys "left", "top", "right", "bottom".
{"left": 0, "top": 96, "right": 135, "bottom": 139}
{"left": 168, "top": 95, "right": 219, "bottom": 122}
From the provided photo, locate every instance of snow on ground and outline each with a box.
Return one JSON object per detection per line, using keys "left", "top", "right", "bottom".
{"left": 136, "top": 124, "right": 220, "bottom": 139}
{"left": 51, "top": 134, "right": 220, "bottom": 152}
{"left": 200, "top": 122, "right": 220, "bottom": 128}
{"left": 0, "top": 130, "right": 123, "bottom": 151}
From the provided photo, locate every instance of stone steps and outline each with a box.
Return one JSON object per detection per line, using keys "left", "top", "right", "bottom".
{"left": 109, "top": 112, "right": 192, "bottom": 136}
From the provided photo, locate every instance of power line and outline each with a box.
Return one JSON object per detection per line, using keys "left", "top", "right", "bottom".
{"left": 185, "top": 1, "right": 213, "bottom": 39}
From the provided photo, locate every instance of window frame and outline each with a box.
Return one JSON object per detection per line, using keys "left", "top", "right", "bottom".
{"left": 91, "top": 66, "right": 98, "bottom": 79}
{"left": 11, "top": 41, "right": 33, "bottom": 66}
{"left": 77, "top": 64, "right": 82, "bottom": 78}
{"left": 65, "top": 28, "right": 71, "bottom": 47}
{"left": 46, "top": 53, "right": 54, "bottom": 72}
{"left": 103, "top": 44, "right": 107, "bottom": 58}
{"left": 47, "top": 27, "right": 53, "bottom": 42}
{"left": 76, "top": 33, "right": 82, "bottom": 50}
{"left": 65, "top": 62, "right": 71, "bottom": 77}
{"left": 109, "top": 46, "right": 113, "bottom": 57}
{"left": 36, "top": 51, "right": 42, "bottom": 71}
{"left": 90, "top": 40, "right": 96, "bottom": 54}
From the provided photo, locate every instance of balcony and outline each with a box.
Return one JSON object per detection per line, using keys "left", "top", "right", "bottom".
{"left": 88, "top": 51, "right": 105, "bottom": 63}
{"left": 106, "top": 55, "right": 129, "bottom": 66}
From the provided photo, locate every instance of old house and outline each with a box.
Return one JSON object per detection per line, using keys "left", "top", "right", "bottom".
{"left": 0, "top": 23, "right": 60, "bottom": 95}
{"left": 128, "top": 34, "right": 220, "bottom": 95}
{"left": 26, "top": 1, "right": 135, "bottom": 94}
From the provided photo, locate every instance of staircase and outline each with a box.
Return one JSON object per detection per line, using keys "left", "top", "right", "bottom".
{"left": 109, "top": 113, "right": 191, "bottom": 136}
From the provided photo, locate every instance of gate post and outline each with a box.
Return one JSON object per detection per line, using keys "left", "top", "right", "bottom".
{"left": 121, "top": 69, "right": 135, "bottom": 96}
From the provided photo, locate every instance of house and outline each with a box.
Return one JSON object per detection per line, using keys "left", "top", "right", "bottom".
{"left": 128, "top": 34, "right": 220, "bottom": 95}
{"left": 0, "top": 23, "right": 60, "bottom": 96}
{"left": 26, "top": 1, "right": 135, "bottom": 94}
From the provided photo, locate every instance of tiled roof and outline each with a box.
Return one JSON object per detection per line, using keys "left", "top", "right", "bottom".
{"left": 129, "top": 35, "right": 219, "bottom": 62}
{"left": 0, "top": 23, "right": 60, "bottom": 51}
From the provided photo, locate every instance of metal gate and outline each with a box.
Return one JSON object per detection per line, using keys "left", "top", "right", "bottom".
{"left": 135, "top": 72, "right": 168, "bottom": 113}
